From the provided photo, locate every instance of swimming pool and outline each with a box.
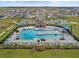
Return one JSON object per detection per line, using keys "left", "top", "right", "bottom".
{"left": 18, "top": 28, "right": 62, "bottom": 40}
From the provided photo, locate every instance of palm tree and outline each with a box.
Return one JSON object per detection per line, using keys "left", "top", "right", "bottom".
{"left": 16, "top": 30, "right": 19, "bottom": 33}
{"left": 42, "top": 39, "right": 46, "bottom": 45}
{"left": 41, "top": 38, "right": 45, "bottom": 45}
{"left": 37, "top": 40, "right": 40, "bottom": 46}
{"left": 40, "top": 38, "right": 46, "bottom": 45}
{"left": 43, "top": 39, "right": 46, "bottom": 44}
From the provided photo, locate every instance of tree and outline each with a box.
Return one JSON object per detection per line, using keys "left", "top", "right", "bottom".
{"left": 40, "top": 38, "right": 46, "bottom": 45}
{"left": 43, "top": 39, "right": 46, "bottom": 43}
{"left": 40, "top": 38, "right": 44, "bottom": 45}
{"left": 37, "top": 40, "right": 40, "bottom": 46}
{"left": 16, "top": 30, "right": 19, "bottom": 33}
{"left": 43, "top": 39, "right": 46, "bottom": 45}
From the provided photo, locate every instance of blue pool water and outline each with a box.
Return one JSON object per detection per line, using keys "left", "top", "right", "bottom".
{"left": 18, "top": 29, "right": 62, "bottom": 40}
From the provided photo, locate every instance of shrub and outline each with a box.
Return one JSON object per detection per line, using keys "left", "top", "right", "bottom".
{"left": 45, "top": 45, "right": 53, "bottom": 49}
{"left": 1, "top": 42, "right": 79, "bottom": 49}
{"left": 35, "top": 46, "right": 46, "bottom": 51}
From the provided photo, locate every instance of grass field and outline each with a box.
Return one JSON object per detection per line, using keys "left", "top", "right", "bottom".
{"left": 0, "top": 19, "right": 17, "bottom": 43}
{"left": 0, "top": 19, "right": 14, "bottom": 33}
{"left": 0, "top": 49, "right": 79, "bottom": 58}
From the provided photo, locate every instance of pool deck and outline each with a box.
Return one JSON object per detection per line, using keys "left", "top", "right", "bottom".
{"left": 4, "top": 26, "right": 79, "bottom": 45}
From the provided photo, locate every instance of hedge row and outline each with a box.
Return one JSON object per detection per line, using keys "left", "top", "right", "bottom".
{"left": 1, "top": 43, "right": 79, "bottom": 50}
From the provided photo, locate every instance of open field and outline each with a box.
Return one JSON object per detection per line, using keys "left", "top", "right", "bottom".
{"left": 0, "top": 49, "right": 79, "bottom": 58}
{"left": 0, "top": 19, "right": 14, "bottom": 33}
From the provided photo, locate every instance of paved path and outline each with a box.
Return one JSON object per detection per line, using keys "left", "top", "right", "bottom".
{"left": 0, "top": 25, "right": 15, "bottom": 37}
{"left": 70, "top": 22, "right": 79, "bottom": 25}
{"left": 0, "top": 31, "right": 6, "bottom": 36}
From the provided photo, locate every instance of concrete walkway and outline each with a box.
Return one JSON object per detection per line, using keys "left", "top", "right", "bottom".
{"left": 4, "top": 26, "right": 79, "bottom": 45}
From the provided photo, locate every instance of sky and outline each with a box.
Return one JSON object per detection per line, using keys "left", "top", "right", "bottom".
{"left": 0, "top": 1, "right": 79, "bottom": 7}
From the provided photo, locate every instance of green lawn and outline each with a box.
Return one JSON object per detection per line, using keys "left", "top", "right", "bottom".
{"left": 0, "top": 19, "right": 17, "bottom": 43}
{"left": 0, "top": 19, "right": 14, "bottom": 33}
{"left": 71, "top": 24, "right": 79, "bottom": 39}
{"left": 0, "top": 25, "right": 16, "bottom": 42}
{"left": 0, "top": 49, "right": 79, "bottom": 58}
